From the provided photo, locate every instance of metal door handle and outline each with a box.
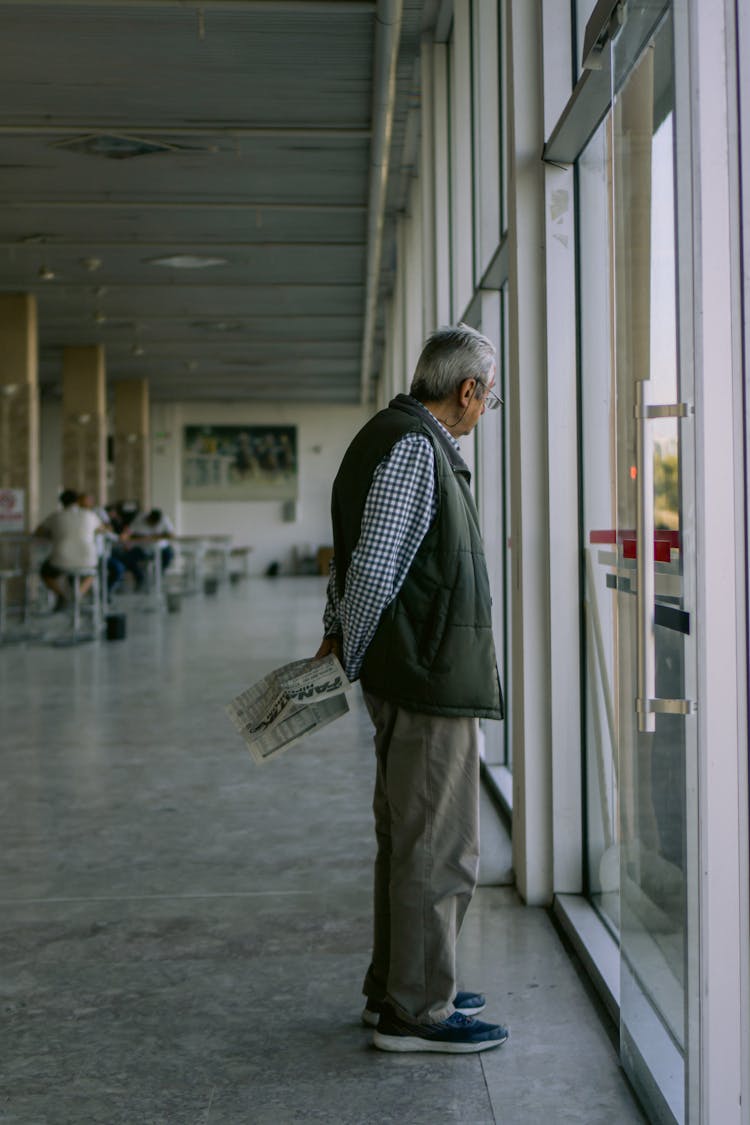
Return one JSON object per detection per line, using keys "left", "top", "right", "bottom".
{"left": 634, "top": 384, "right": 695, "bottom": 731}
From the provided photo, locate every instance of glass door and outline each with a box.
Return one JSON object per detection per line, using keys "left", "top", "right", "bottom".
{"left": 579, "top": 7, "right": 698, "bottom": 1121}
{"left": 611, "top": 11, "right": 697, "bottom": 1122}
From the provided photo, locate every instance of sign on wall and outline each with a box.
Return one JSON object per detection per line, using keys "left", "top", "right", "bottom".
{"left": 182, "top": 425, "right": 298, "bottom": 501}
{"left": 0, "top": 489, "right": 25, "bottom": 533}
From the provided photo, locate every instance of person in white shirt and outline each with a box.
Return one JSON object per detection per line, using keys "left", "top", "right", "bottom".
{"left": 34, "top": 489, "right": 107, "bottom": 609}
{"left": 123, "top": 507, "right": 175, "bottom": 589}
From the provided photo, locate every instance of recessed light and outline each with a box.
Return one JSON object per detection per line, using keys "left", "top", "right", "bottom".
{"left": 149, "top": 255, "right": 228, "bottom": 270}
{"left": 38, "top": 265, "right": 55, "bottom": 281}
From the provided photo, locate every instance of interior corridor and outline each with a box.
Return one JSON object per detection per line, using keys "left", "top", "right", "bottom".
{"left": 1, "top": 578, "right": 646, "bottom": 1124}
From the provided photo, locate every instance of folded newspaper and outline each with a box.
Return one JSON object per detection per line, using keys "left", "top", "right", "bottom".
{"left": 226, "top": 653, "right": 351, "bottom": 764}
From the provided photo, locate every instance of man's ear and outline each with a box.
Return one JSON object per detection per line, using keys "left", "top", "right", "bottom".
{"left": 458, "top": 377, "right": 477, "bottom": 406}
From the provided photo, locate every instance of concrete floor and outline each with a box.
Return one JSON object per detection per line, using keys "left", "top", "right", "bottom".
{"left": 0, "top": 577, "right": 647, "bottom": 1124}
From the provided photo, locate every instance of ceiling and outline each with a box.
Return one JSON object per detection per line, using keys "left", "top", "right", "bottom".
{"left": 0, "top": 0, "right": 429, "bottom": 404}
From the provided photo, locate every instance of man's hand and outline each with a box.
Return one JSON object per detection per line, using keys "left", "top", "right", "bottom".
{"left": 314, "top": 635, "right": 341, "bottom": 662}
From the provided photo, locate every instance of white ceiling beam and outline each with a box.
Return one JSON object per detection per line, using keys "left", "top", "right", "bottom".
{"left": 2, "top": 240, "right": 364, "bottom": 249}
{"left": 0, "top": 125, "right": 370, "bottom": 139}
{"left": 0, "top": 1, "right": 374, "bottom": 9}
{"left": 0, "top": 200, "right": 366, "bottom": 212}
{"left": 12, "top": 282, "right": 364, "bottom": 289}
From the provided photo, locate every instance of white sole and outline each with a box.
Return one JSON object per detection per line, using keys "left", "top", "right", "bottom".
{"left": 373, "top": 1030, "right": 508, "bottom": 1054}
{"left": 363, "top": 1003, "right": 485, "bottom": 1027}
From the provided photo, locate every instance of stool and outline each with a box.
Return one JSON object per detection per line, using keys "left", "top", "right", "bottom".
{"left": 229, "top": 546, "right": 253, "bottom": 582}
{"left": 0, "top": 568, "right": 23, "bottom": 645}
{"left": 137, "top": 547, "right": 166, "bottom": 613}
{"left": 52, "top": 567, "right": 102, "bottom": 646}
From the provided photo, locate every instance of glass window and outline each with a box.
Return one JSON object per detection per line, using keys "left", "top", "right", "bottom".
{"left": 448, "top": 0, "right": 474, "bottom": 318}
{"left": 471, "top": 0, "right": 501, "bottom": 281}
{"left": 475, "top": 288, "right": 511, "bottom": 771}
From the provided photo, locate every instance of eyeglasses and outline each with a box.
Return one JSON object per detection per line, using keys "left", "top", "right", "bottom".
{"left": 478, "top": 384, "right": 503, "bottom": 411}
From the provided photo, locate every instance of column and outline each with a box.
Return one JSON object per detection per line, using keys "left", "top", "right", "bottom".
{"left": 113, "top": 379, "right": 150, "bottom": 508}
{"left": 62, "top": 346, "right": 107, "bottom": 504}
{"left": 0, "top": 294, "right": 40, "bottom": 530}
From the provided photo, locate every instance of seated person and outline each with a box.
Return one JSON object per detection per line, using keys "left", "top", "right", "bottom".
{"left": 122, "top": 507, "right": 175, "bottom": 590}
{"left": 77, "top": 492, "right": 125, "bottom": 594}
{"left": 34, "top": 489, "right": 107, "bottom": 610}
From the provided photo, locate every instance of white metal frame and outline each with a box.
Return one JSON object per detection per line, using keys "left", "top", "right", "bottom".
{"left": 541, "top": 0, "right": 583, "bottom": 895}
{"left": 685, "top": 0, "right": 750, "bottom": 1118}
{"left": 506, "top": 0, "right": 553, "bottom": 905}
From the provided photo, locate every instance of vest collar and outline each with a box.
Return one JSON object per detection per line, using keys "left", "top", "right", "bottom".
{"left": 389, "top": 394, "right": 472, "bottom": 482}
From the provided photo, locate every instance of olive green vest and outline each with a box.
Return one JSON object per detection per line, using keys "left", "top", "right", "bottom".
{"left": 331, "top": 394, "right": 504, "bottom": 719}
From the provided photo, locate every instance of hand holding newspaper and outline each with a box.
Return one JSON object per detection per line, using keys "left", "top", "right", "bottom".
{"left": 226, "top": 653, "right": 351, "bottom": 764}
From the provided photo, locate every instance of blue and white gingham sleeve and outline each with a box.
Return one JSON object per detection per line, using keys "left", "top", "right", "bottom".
{"left": 322, "top": 556, "right": 341, "bottom": 637}
{"left": 341, "top": 432, "right": 436, "bottom": 679}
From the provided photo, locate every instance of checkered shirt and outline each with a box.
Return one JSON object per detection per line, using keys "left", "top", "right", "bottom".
{"left": 323, "top": 402, "right": 460, "bottom": 680}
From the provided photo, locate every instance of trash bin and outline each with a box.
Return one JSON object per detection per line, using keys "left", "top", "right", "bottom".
{"left": 166, "top": 592, "right": 181, "bottom": 613}
{"left": 105, "top": 613, "right": 127, "bottom": 641}
{"left": 203, "top": 576, "right": 218, "bottom": 595}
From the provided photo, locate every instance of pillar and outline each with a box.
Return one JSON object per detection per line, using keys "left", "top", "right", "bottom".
{"left": 62, "top": 346, "right": 107, "bottom": 505}
{"left": 0, "top": 294, "right": 40, "bottom": 531}
{"left": 113, "top": 379, "right": 150, "bottom": 509}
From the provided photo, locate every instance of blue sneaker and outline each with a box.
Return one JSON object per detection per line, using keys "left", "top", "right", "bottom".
{"left": 373, "top": 1004, "right": 509, "bottom": 1054}
{"left": 362, "top": 989, "right": 486, "bottom": 1027}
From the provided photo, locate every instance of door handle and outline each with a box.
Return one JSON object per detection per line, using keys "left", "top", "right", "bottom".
{"left": 634, "top": 385, "right": 696, "bottom": 731}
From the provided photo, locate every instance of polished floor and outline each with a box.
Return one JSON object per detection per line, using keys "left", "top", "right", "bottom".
{"left": 0, "top": 577, "right": 647, "bottom": 1124}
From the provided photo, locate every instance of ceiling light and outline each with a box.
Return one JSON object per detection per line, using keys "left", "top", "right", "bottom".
{"left": 93, "top": 312, "right": 107, "bottom": 324}
{"left": 81, "top": 257, "right": 102, "bottom": 272}
{"left": 54, "top": 134, "right": 176, "bottom": 160}
{"left": 131, "top": 345, "right": 145, "bottom": 357}
{"left": 149, "top": 255, "right": 228, "bottom": 270}
{"left": 38, "top": 265, "right": 55, "bottom": 281}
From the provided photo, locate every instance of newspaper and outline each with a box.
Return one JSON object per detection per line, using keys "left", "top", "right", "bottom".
{"left": 226, "top": 653, "right": 351, "bottom": 764}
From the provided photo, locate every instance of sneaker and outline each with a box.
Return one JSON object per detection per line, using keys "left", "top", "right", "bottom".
{"left": 373, "top": 1005, "right": 509, "bottom": 1054}
{"left": 362, "top": 990, "right": 486, "bottom": 1028}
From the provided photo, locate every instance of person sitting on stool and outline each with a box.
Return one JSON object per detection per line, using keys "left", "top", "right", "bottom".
{"left": 34, "top": 489, "right": 107, "bottom": 611}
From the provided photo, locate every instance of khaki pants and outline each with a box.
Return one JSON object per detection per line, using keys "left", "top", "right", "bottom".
{"left": 362, "top": 691, "right": 480, "bottom": 1024}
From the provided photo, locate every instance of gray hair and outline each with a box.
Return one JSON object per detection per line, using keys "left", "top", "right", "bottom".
{"left": 409, "top": 324, "right": 496, "bottom": 403}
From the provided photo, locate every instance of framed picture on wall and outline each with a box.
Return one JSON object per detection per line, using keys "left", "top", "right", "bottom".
{"left": 182, "top": 424, "right": 298, "bottom": 501}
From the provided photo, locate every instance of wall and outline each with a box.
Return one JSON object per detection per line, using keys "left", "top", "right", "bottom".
{"left": 38, "top": 396, "right": 370, "bottom": 575}
{"left": 150, "top": 400, "right": 371, "bottom": 576}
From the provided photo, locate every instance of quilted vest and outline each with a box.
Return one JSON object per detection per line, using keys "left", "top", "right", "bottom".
{"left": 331, "top": 394, "right": 504, "bottom": 719}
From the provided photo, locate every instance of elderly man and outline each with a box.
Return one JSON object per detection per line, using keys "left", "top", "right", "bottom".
{"left": 316, "top": 325, "right": 508, "bottom": 1054}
